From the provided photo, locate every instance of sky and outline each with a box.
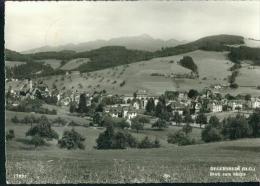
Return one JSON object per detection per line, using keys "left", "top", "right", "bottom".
{"left": 5, "top": 1, "right": 260, "bottom": 52}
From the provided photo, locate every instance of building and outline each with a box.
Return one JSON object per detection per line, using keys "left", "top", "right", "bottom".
{"left": 208, "top": 101, "right": 223, "bottom": 112}
{"left": 249, "top": 97, "right": 260, "bottom": 109}
{"left": 228, "top": 101, "right": 243, "bottom": 111}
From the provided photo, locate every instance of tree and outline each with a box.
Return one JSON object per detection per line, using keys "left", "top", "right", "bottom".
{"left": 201, "top": 126, "right": 223, "bottom": 142}
{"left": 26, "top": 116, "right": 59, "bottom": 140}
{"left": 78, "top": 93, "right": 87, "bottom": 113}
{"left": 145, "top": 98, "right": 155, "bottom": 113}
{"left": 248, "top": 112, "right": 260, "bottom": 137}
{"left": 222, "top": 114, "right": 252, "bottom": 140}
{"left": 6, "top": 129, "right": 15, "bottom": 141}
{"left": 69, "top": 102, "right": 78, "bottom": 113}
{"left": 173, "top": 112, "right": 182, "bottom": 126}
{"left": 116, "top": 119, "right": 130, "bottom": 129}
{"left": 58, "top": 129, "right": 85, "bottom": 150}
{"left": 96, "top": 124, "right": 115, "bottom": 149}
{"left": 93, "top": 112, "right": 103, "bottom": 126}
{"left": 179, "top": 56, "right": 198, "bottom": 73}
{"left": 152, "top": 119, "right": 168, "bottom": 130}
{"left": 184, "top": 114, "right": 193, "bottom": 124}
{"left": 138, "top": 136, "right": 160, "bottom": 148}
{"left": 30, "top": 135, "right": 46, "bottom": 148}
{"left": 208, "top": 116, "right": 221, "bottom": 129}
{"left": 245, "top": 94, "right": 251, "bottom": 101}
{"left": 188, "top": 89, "right": 199, "bottom": 99}
{"left": 131, "top": 117, "right": 144, "bottom": 133}
{"left": 96, "top": 125, "right": 137, "bottom": 149}
{"left": 167, "top": 130, "right": 195, "bottom": 146}
{"left": 137, "top": 116, "right": 150, "bottom": 125}
{"left": 11, "top": 115, "right": 19, "bottom": 123}
{"left": 182, "top": 123, "right": 192, "bottom": 134}
{"left": 196, "top": 113, "right": 207, "bottom": 128}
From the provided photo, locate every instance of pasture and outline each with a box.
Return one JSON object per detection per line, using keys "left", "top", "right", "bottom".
{"left": 6, "top": 50, "right": 260, "bottom": 97}
{"left": 5, "top": 111, "right": 260, "bottom": 183}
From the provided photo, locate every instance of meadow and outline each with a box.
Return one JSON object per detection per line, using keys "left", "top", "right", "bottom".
{"left": 6, "top": 50, "right": 260, "bottom": 96}
{"left": 5, "top": 111, "right": 260, "bottom": 183}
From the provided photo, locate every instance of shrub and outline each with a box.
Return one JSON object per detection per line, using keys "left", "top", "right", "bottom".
{"left": 152, "top": 119, "right": 168, "bottom": 130}
{"left": 58, "top": 129, "right": 85, "bottom": 150}
{"left": 201, "top": 125, "right": 223, "bottom": 142}
{"left": 119, "top": 80, "right": 126, "bottom": 87}
{"left": 26, "top": 116, "right": 59, "bottom": 140}
{"left": 248, "top": 112, "right": 260, "bottom": 137}
{"left": 131, "top": 117, "right": 144, "bottom": 133}
{"left": 138, "top": 136, "right": 160, "bottom": 149}
{"left": 230, "top": 83, "right": 239, "bottom": 89}
{"left": 11, "top": 116, "right": 19, "bottom": 123}
{"left": 30, "top": 135, "right": 46, "bottom": 148}
{"left": 182, "top": 123, "right": 192, "bottom": 134}
{"left": 53, "top": 117, "right": 67, "bottom": 126}
{"left": 167, "top": 130, "right": 195, "bottom": 146}
{"left": 68, "top": 120, "right": 81, "bottom": 127}
{"left": 6, "top": 129, "right": 15, "bottom": 141}
{"left": 222, "top": 114, "right": 252, "bottom": 140}
{"left": 96, "top": 125, "right": 137, "bottom": 149}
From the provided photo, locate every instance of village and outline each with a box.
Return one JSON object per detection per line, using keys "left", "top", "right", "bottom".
{"left": 5, "top": 78, "right": 260, "bottom": 128}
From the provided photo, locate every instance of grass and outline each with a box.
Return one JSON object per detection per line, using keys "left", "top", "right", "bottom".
{"left": 6, "top": 50, "right": 260, "bottom": 96}
{"left": 5, "top": 111, "right": 260, "bottom": 183}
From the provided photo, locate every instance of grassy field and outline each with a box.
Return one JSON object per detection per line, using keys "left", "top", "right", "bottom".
{"left": 60, "top": 58, "right": 90, "bottom": 70}
{"left": 5, "top": 111, "right": 260, "bottom": 183}
{"left": 5, "top": 61, "right": 26, "bottom": 67}
{"left": 35, "top": 59, "right": 62, "bottom": 69}
{"left": 6, "top": 50, "right": 260, "bottom": 96}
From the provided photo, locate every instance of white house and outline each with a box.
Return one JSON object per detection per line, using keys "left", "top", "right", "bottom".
{"left": 250, "top": 98, "right": 260, "bottom": 109}
{"left": 208, "top": 101, "right": 223, "bottom": 112}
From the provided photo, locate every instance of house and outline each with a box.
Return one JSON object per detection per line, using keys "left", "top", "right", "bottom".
{"left": 208, "top": 101, "right": 223, "bottom": 112}
{"left": 249, "top": 97, "right": 260, "bottom": 109}
{"left": 135, "top": 89, "right": 148, "bottom": 99}
{"left": 122, "top": 107, "right": 137, "bottom": 120}
{"left": 178, "top": 91, "right": 188, "bottom": 100}
{"left": 132, "top": 101, "right": 141, "bottom": 110}
{"left": 228, "top": 101, "right": 243, "bottom": 111}
{"left": 170, "top": 101, "right": 186, "bottom": 115}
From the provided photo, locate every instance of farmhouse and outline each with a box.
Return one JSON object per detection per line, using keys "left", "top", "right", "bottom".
{"left": 208, "top": 101, "right": 223, "bottom": 112}
{"left": 249, "top": 97, "right": 260, "bottom": 109}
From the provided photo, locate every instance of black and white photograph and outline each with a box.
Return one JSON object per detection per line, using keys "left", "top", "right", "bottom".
{"left": 4, "top": 1, "right": 260, "bottom": 184}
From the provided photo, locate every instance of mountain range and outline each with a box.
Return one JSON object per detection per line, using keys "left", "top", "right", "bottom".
{"left": 21, "top": 34, "right": 187, "bottom": 54}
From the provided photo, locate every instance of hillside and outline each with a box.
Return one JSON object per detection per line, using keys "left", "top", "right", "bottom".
{"left": 21, "top": 34, "right": 186, "bottom": 53}
{"left": 7, "top": 50, "right": 260, "bottom": 96}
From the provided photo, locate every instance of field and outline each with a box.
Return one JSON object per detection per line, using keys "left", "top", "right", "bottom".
{"left": 60, "top": 58, "right": 90, "bottom": 70}
{"left": 35, "top": 59, "right": 62, "bottom": 69}
{"left": 5, "top": 61, "right": 26, "bottom": 67}
{"left": 5, "top": 111, "right": 260, "bottom": 183}
{"left": 6, "top": 50, "right": 260, "bottom": 96}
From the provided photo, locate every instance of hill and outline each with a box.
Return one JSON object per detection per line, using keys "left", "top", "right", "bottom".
{"left": 21, "top": 34, "right": 186, "bottom": 53}
{"left": 7, "top": 50, "right": 260, "bottom": 96}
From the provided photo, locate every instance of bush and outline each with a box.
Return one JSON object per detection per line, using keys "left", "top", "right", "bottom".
{"left": 53, "top": 117, "right": 67, "bottom": 126}
{"left": 6, "top": 129, "right": 15, "bottom": 141}
{"left": 230, "top": 83, "right": 239, "bottom": 89}
{"left": 96, "top": 125, "right": 137, "bottom": 149}
{"left": 58, "top": 129, "right": 85, "bottom": 150}
{"left": 119, "top": 80, "right": 126, "bottom": 87}
{"left": 248, "top": 112, "right": 260, "bottom": 137}
{"left": 201, "top": 125, "right": 223, "bottom": 142}
{"left": 167, "top": 130, "right": 195, "bottom": 146}
{"left": 138, "top": 136, "right": 160, "bottom": 149}
{"left": 30, "top": 135, "right": 46, "bottom": 148}
{"left": 182, "top": 123, "right": 192, "bottom": 134}
{"left": 11, "top": 116, "right": 19, "bottom": 123}
{"left": 26, "top": 116, "right": 59, "bottom": 140}
{"left": 152, "top": 119, "right": 168, "bottom": 130}
{"left": 222, "top": 114, "right": 252, "bottom": 140}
